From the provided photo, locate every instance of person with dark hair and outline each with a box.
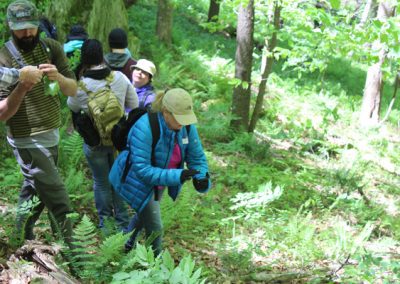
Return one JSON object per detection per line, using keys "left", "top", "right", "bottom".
{"left": 64, "top": 24, "right": 89, "bottom": 80}
{"left": 131, "top": 59, "right": 156, "bottom": 109}
{"left": 0, "top": 0, "right": 77, "bottom": 246}
{"left": 109, "top": 88, "right": 211, "bottom": 255}
{"left": 67, "top": 39, "right": 138, "bottom": 233}
{"left": 104, "top": 28, "right": 136, "bottom": 82}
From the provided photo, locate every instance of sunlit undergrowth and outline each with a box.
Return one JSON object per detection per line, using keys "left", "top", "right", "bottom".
{"left": 122, "top": 3, "right": 400, "bottom": 283}
{"left": 143, "top": 31, "right": 400, "bottom": 281}
{"left": 0, "top": 1, "right": 399, "bottom": 283}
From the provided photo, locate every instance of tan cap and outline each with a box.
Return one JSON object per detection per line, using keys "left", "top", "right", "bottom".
{"left": 163, "top": 88, "right": 197, "bottom": 126}
{"left": 131, "top": 59, "right": 156, "bottom": 76}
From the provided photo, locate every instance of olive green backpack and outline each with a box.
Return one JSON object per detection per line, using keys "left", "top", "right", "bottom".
{"left": 80, "top": 72, "right": 124, "bottom": 146}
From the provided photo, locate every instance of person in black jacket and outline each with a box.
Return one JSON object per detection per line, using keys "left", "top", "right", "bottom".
{"left": 104, "top": 28, "right": 136, "bottom": 82}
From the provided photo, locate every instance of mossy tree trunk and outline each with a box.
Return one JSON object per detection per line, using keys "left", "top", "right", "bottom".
{"left": 47, "top": 0, "right": 94, "bottom": 42}
{"left": 87, "top": 0, "right": 128, "bottom": 51}
{"left": 156, "top": 0, "right": 173, "bottom": 46}
{"left": 230, "top": 0, "right": 254, "bottom": 131}
{"left": 48, "top": 0, "right": 128, "bottom": 51}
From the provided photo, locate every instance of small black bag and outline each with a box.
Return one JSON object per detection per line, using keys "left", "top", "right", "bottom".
{"left": 71, "top": 111, "right": 100, "bottom": 147}
{"left": 111, "top": 108, "right": 148, "bottom": 151}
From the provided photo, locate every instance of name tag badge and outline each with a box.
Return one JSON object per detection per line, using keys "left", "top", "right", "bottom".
{"left": 182, "top": 137, "right": 189, "bottom": 144}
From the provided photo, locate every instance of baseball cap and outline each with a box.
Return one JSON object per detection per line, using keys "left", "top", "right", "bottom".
{"left": 7, "top": 0, "right": 39, "bottom": 30}
{"left": 163, "top": 88, "right": 197, "bottom": 125}
{"left": 131, "top": 59, "right": 156, "bottom": 76}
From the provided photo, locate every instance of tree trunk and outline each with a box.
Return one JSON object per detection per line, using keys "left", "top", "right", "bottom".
{"left": 360, "top": 55, "right": 384, "bottom": 125}
{"left": 248, "top": 2, "right": 281, "bottom": 133}
{"left": 230, "top": 0, "right": 254, "bottom": 131}
{"left": 87, "top": 0, "right": 128, "bottom": 51}
{"left": 359, "top": 0, "right": 374, "bottom": 26}
{"left": 380, "top": 72, "right": 400, "bottom": 125}
{"left": 359, "top": 1, "right": 395, "bottom": 126}
{"left": 207, "top": 0, "right": 220, "bottom": 22}
{"left": 156, "top": 0, "right": 173, "bottom": 45}
{"left": 47, "top": 0, "right": 94, "bottom": 42}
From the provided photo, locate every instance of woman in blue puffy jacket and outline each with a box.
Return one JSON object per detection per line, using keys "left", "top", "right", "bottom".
{"left": 109, "top": 88, "right": 211, "bottom": 255}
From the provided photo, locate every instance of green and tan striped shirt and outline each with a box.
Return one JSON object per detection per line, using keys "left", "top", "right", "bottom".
{"left": 0, "top": 38, "right": 75, "bottom": 138}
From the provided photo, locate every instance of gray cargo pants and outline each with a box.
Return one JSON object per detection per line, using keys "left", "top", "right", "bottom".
{"left": 12, "top": 145, "right": 72, "bottom": 245}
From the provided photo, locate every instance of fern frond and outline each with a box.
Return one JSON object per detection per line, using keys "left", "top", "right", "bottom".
{"left": 59, "top": 131, "right": 84, "bottom": 168}
{"left": 70, "top": 215, "right": 98, "bottom": 278}
{"left": 97, "top": 232, "right": 127, "bottom": 264}
{"left": 93, "top": 232, "right": 130, "bottom": 281}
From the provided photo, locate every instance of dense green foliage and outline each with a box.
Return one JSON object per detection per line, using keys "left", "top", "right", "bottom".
{"left": 1, "top": 0, "right": 400, "bottom": 283}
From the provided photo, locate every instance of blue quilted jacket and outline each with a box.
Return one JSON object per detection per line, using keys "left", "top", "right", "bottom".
{"left": 109, "top": 112, "right": 210, "bottom": 213}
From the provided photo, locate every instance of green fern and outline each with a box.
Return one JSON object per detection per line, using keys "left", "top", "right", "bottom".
{"left": 59, "top": 131, "right": 84, "bottom": 169}
{"left": 113, "top": 244, "right": 206, "bottom": 283}
{"left": 95, "top": 232, "right": 128, "bottom": 280}
{"left": 70, "top": 214, "right": 98, "bottom": 279}
{"left": 162, "top": 183, "right": 199, "bottom": 240}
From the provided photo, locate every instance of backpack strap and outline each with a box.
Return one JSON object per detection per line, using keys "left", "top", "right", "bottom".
{"left": 148, "top": 111, "right": 161, "bottom": 200}
{"left": 105, "top": 71, "right": 115, "bottom": 85}
{"left": 5, "top": 41, "right": 26, "bottom": 68}
{"left": 5, "top": 39, "right": 53, "bottom": 68}
{"left": 148, "top": 111, "right": 160, "bottom": 166}
{"left": 79, "top": 72, "right": 115, "bottom": 95}
{"left": 78, "top": 80, "right": 90, "bottom": 94}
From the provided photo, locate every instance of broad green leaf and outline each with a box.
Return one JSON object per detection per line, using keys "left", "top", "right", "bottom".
{"left": 162, "top": 250, "right": 175, "bottom": 271}
{"left": 112, "top": 272, "right": 130, "bottom": 281}
{"left": 329, "top": 0, "right": 340, "bottom": 9}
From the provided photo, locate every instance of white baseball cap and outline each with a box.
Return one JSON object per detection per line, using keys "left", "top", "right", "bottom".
{"left": 131, "top": 59, "right": 156, "bottom": 76}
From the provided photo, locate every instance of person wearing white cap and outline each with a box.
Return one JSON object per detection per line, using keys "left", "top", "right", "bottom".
{"left": 131, "top": 59, "right": 157, "bottom": 109}
{"left": 109, "top": 88, "right": 211, "bottom": 255}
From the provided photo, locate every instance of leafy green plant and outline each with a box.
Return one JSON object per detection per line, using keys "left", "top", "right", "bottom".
{"left": 214, "top": 132, "right": 271, "bottom": 161}
{"left": 70, "top": 214, "right": 98, "bottom": 279}
{"left": 66, "top": 215, "right": 206, "bottom": 283}
{"left": 345, "top": 252, "right": 400, "bottom": 283}
{"left": 0, "top": 0, "right": 14, "bottom": 44}
{"left": 113, "top": 247, "right": 206, "bottom": 284}
{"left": 228, "top": 181, "right": 283, "bottom": 221}
{"left": 283, "top": 210, "right": 322, "bottom": 264}
{"left": 59, "top": 131, "right": 84, "bottom": 169}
